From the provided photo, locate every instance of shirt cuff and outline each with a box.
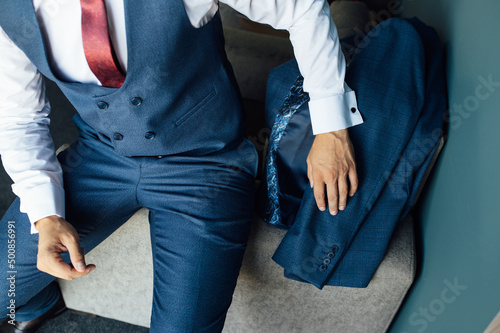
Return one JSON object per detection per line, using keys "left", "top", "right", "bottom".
{"left": 308, "top": 88, "right": 364, "bottom": 135}
{"left": 18, "top": 183, "right": 65, "bottom": 234}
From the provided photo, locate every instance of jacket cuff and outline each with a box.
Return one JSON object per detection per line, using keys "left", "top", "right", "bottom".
{"left": 272, "top": 228, "right": 344, "bottom": 290}
{"left": 308, "top": 88, "right": 364, "bottom": 135}
{"left": 18, "top": 183, "right": 65, "bottom": 234}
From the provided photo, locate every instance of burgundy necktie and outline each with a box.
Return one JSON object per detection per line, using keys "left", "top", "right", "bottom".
{"left": 80, "top": 0, "right": 125, "bottom": 88}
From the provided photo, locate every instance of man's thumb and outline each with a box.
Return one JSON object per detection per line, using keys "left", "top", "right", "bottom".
{"left": 67, "top": 239, "right": 86, "bottom": 272}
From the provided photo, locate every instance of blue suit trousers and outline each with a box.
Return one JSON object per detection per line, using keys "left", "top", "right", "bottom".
{"left": 0, "top": 114, "right": 259, "bottom": 332}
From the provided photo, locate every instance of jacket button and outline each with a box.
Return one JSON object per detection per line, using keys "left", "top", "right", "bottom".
{"left": 113, "top": 133, "right": 123, "bottom": 141}
{"left": 319, "top": 264, "right": 327, "bottom": 272}
{"left": 332, "top": 245, "right": 339, "bottom": 252}
{"left": 350, "top": 107, "right": 357, "bottom": 113}
{"left": 327, "top": 251, "right": 335, "bottom": 259}
{"left": 323, "top": 258, "right": 331, "bottom": 265}
{"left": 145, "top": 131, "right": 155, "bottom": 139}
{"left": 131, "top": 97, "right": 142, "bottom": 106}
{"left": 97, "top": 101, "right": 109, "bottom": 110}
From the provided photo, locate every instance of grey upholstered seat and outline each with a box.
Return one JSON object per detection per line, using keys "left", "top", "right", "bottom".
{"left": 59, "top": 205, "right": 416, "bottom": 333}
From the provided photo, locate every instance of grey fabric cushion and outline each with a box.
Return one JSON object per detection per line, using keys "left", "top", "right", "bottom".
{"left": 59, "top": 207, "right": 416, "bottom": 332}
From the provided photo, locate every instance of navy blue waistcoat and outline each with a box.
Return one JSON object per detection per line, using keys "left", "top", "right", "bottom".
{"left": 0, "top": 0, "right": 244, "bottom": 156}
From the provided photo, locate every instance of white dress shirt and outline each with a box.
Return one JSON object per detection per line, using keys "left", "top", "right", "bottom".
{"left": 0, "top": 0, "right": 363, "bottom": 233}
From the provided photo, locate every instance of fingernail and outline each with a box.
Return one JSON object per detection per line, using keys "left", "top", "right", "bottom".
{"left": 339, "top": 206, "right": 345, "bottom": 210}
{"left": 319, "top": 206, "right": 326, "bottom": 211}
{"left": 76, "top": 262, "right": 85, "bottom": 272}
{"left": 330, "top": 210, "right": 337, "bottom": 215}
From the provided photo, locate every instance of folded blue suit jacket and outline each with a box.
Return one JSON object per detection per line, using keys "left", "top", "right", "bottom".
{"left": 256, "top": 18, "right": 447, "bottom": 289}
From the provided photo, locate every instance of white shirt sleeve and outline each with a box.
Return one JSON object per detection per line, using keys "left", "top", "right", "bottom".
{"left": 186, "top": 0, "right": 364, "bottom": 134}
{"left": 0, "top": 26, "right": 65, "bottom": 234}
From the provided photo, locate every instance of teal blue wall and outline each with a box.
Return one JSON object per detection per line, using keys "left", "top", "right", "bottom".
{"left": 389, "top": 1, "right": 500, "bottom": 332}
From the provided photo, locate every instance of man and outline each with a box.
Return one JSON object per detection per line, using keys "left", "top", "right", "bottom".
{"left": 0, "top": 0, "right": 362, "bottom": 331}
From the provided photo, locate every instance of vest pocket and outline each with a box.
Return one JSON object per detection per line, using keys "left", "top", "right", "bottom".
{"left": 174, "top": 88, "right": 217, "bottom": 126}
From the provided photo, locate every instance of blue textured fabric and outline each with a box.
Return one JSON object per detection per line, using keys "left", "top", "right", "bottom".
{"left": 0, "top": 115, "right": 258, "bottom": 331}
{"left": 12, "top": 282, "right": 60, "bottom": 322}
{"left": 0, "top": 0, "right": 244, "bottom": 157}
{"left": 258, "top": 18, "right": 447, "bottom": 289}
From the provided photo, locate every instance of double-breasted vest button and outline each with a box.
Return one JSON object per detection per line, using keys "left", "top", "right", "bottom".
{"left": 97, "top": 101, "right": 109, "bottom": 110}
{"left": 145, "top": 131, "right": 155, "bottom": 139}
{"left": 350, "top": 107, "right": 357, "bottom": 113}
{"left": 131, "top": 97, "right": 142, "bottom": 106}
{"left": 113, "top": 133, "right": 124, "bottom": 141}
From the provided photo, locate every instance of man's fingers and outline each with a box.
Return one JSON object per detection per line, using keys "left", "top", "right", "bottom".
{"left": 313, "top": 178, "right": 326, "bottom": 211}
{"left": 327, "top": 180, "right": 339, "bottom": 215}
{"left": 36, "top": 217, "right": 96, "bottom": 280}
{"left": 338, "top": 175, "right": 349, "bottom": 211}
{"left": 62, "top": 233, "right": 87, "bottom": 273}
{"left": 348, "top": 167, "right": 359, "bottom": 196}
{"left": 307, "top": 161, "right": 313, "bottom": 188}
{"left": 38, "top": 250, "right": 94, "bottom": 280}
{"left": 307, "top": 129, "right": 358, "bottom": 214}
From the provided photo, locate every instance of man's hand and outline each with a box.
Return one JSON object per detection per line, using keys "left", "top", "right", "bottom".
{"left": 35, "top": 215, "right": 95, "bottom": 280}
{"left": 306, "top": 129, "right": 358, "bottom": 215}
